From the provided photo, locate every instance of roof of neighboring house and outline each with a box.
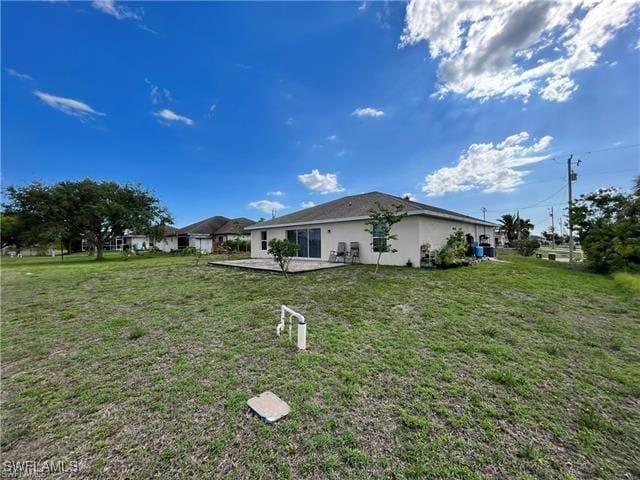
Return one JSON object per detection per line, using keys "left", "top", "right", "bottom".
{"left": 214, "top": 217, "right": 256, "bottom": 235}
{"left": 161, "top": 225, "right": 179, "bottom": 236}
{"left": 178, "top": 216, "right": 230, "bottom": 235}
{"left": 246, "top": 191, "right": 497, "bottom": 229}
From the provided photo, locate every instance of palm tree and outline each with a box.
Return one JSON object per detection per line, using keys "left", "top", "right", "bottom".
{"left": 516, "top": 216, "right": 534, "bottom": 239}
{"left": 497, "top": 214, "right": 517, "bottom": 244}
{"left": 498, "top": 213, "right": 534, "bottom": 244}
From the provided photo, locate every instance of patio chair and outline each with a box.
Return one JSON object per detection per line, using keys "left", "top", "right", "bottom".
{"left": 345, "top": 242, "right": 360, "bottom": 263}
{"left": 329, "top": 242, "right": 347, "bottom": 263}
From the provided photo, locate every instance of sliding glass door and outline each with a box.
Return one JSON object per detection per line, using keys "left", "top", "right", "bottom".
{"left": 286, "top": 228, "right": 321, "bottom": 258}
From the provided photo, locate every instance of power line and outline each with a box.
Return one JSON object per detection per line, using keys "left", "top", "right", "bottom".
{"left": 484, "top": 184, "right": 567, "bottom": 213}
{"left": 546, "top": 142, "right": 640, "bottom": 163}
{"left": 573, "top": 142, "right": 640, "bottom": 156}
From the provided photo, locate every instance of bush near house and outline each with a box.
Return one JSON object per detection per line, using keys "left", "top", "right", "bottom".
{"left": 433, "top": 230, "right": 470, "bottom": 268}
{"left": 224, "top": 238, "right": 250, "bottom": 252}
{"left": 513, "top": 238, "right": 541, "bottom": 256}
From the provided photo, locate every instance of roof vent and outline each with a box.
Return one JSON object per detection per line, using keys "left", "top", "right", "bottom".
{"left": 348, "top": 202, "right": 352, "bottom": 206}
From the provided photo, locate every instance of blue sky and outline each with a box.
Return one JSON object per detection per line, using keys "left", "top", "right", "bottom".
{"left": 2, "top": 1, "right": 639, "bottom": 232}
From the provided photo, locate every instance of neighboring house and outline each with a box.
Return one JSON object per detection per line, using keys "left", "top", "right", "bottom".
{"left": 78, "top": 216, "right": 255, "bottom": 254}
{"left": 246, "top": 192, "right": 497, "bottom": 267}
{"left": 212, "top": 218, "right": 256, "bottom": 244}
{"left": 157, "top": 216, "right": 255, "bottom": 253}
{"left": 82, "top": 233, "right": 151, "bottom": 252}
{"left": 151, "top": 226, "right": 179, "bottom": 252}
{"left": 173, "top": 216, "right": 229, "bottom": 253}
{"left": 494, "top": 228, "right": 508, "bottom": 247}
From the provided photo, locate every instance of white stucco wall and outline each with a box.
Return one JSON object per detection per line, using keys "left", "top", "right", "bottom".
{"left": 155, "top": 236, "right": 178, "bottom": 252}
{"left": 418, "top": 217, "right": 494, "bottom": 251}
{"left": 250, "top": 215, "right": 494, "bottom": 267}
{"left": 125, "top": 235, "right": 150, "bottom": 250}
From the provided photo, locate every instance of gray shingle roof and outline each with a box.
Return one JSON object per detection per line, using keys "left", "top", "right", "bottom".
{"left": 247, "top": 192, "right": 495, "bottom": 229}
{"left": 178, "top": 216, "right": 229, "bottom": 235}
{"left": 215, "top": 217, "right": 256, "bottom": 235}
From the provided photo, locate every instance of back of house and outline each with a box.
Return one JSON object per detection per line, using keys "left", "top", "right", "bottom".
{"left": 245, "top": 192, "right": 497, "bottom": 267}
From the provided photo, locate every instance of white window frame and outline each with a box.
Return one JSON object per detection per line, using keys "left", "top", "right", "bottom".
{"left": 371, "top": 223, "right": 387, "bottom": 253}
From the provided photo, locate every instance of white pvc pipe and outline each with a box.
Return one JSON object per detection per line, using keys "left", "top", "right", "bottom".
{"left": 277, "top": 305, "right": 306, "bottom": 350}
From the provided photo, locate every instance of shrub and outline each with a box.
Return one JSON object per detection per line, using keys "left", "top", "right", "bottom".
{"left": 433, "top": 230, "right": 470, "bottom": 268}
{"left": 513, "top": 238, "right": 540, "bottom": 256}
{"left": 571, "top": 184, "right": 640, "bottom": 273}
{"left": 180, "top": 246, "right": 198, "bottom": 256}
{"left": 267, "top": 238, "right": 298, "bottom": 277}
{"left": 224, "top": 238, "right": 250, "bottom": 252}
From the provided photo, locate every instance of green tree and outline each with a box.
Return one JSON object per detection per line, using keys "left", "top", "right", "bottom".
{"left": 570, "top": 183, "right": 639, "bottom": 273}
{"left": 0, "top": 214, "right": 22, "bottom": 249}
{"left": 516, "top": 216, "right": 534, "bottom": 239}
{"left": 4, "top": 179, "right": 172, "bottom": 260}
{"left": 364, "top": 202, "right": 408, "bottom": 274}
{"left": 267, "top": 238, "right": 299, "bottom": 278}
{"left": 498, "top": 213, "right": 534, "bottom": 244}
{"left": 497, "top": 214, "right": 518, "bottom": 244}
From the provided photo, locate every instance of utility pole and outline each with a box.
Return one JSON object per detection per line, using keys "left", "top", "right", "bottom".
{"left": 548, "top": 207, "right": 554, "bottom": 245}
{"left": 567, "top": 155, "right": 578, "bottom": 263}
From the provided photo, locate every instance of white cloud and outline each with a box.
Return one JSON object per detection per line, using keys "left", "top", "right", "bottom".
{"left": 91, "top": 0, "right": 140, "bottom": 20}
{"left": 34, "top": 90, "right": 105, "bottom": 119}
{"left": 540, "top": 75, "right": 577, "bottom": 102}
{"left": 402, "top": 193, "right": 417, "bottom": 201}
{"left": 358, "top": 2, "right": 369, "bottom": 12}
{"left": 423, "top": 131, "right": 553, "bottom": 196}
{"left": 336, "top": 149, "right": 347, "bottom": 157}
{"left": 5, "top": 68, "right": 33, "bottom": 81}
{"left": 249, "top": 200, "right": 286, "bottom": 214}
{"left": 400, "top": 0, "right": 638, "bottom": 103}
{"left": 327, "top": 134, "right": 338, "bottom": 141}
{"left": 145, "top": 79, "right": 173, "bottom": 105}
{"left": 352, "top": 107, "right": 384, "bottom": 117}
{"left": 301, "top": 201, "right": 316, "bottom": 209}
{"left": 137, "top": 24, "right": 158, "bottom": 35}
{"left": 92, "top": 0, "right": 141, "bottom": 20}
{"left": 286, "top": 117, "right": 295, "bottom": 126}
{"left": 298, "top": 169, "right": 345, "bottom": 194}
{"left": 267, "top": 191, "right": 283, "bottom": 196}
{"left": 153, "top": 109, "right": 194, "bottom": 126}
{"left": 208, "top": 103, "right": 217, "bottom": 118}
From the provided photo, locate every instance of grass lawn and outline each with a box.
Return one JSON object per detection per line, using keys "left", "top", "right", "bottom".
{"left": 1, "top": 253, "right": 639, "bottom": 479}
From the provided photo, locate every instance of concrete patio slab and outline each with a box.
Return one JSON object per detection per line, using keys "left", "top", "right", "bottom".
{"left": 208, "top": 258, "right": 348, "bottom": 273}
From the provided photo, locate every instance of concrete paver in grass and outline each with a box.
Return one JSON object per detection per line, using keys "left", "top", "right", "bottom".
{"left": 207, "top": 258, "right": 348, "bottom": 273}
{"left": 247, "top": 391, "right": 290, "bottom": 423}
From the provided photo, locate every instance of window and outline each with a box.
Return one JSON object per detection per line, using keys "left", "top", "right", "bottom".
{"left": 261, "top": 231, "right": 267, "bottom": 250}
{"left": 372, "top": 223, "right": 387, "bottom": 252}
{"left": 286, "top": 228, "right": 321, "bottom": 258}
{"left": 178, "top": 235, "right": 189, "bottom": 250}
